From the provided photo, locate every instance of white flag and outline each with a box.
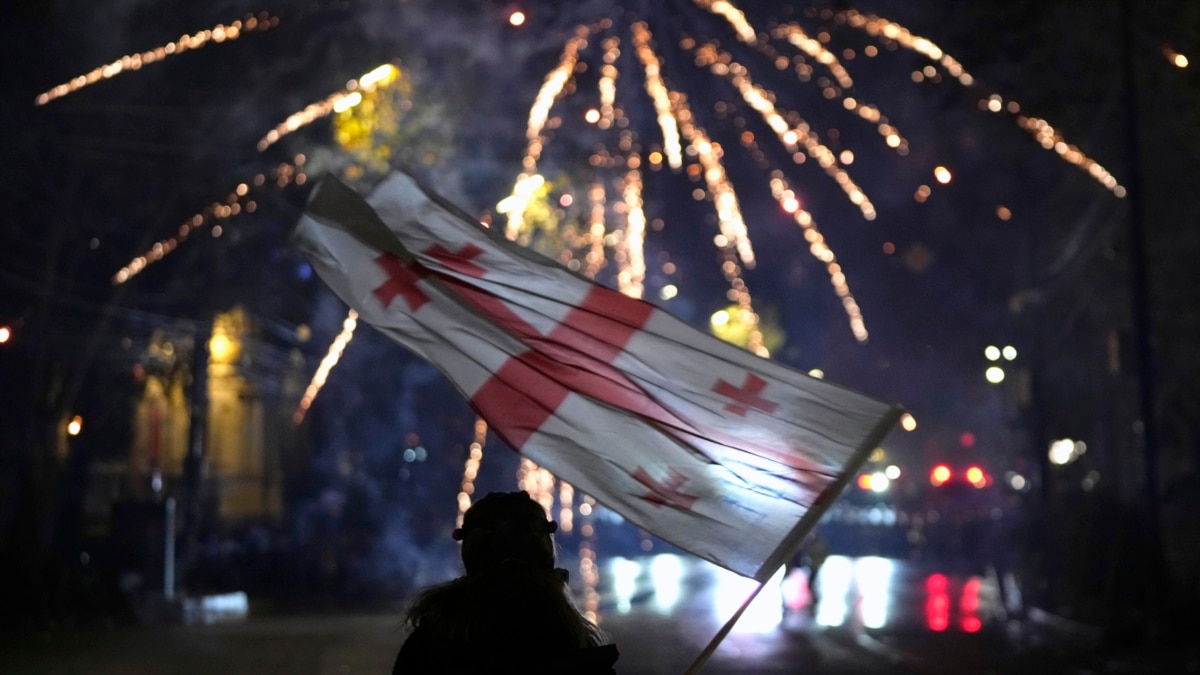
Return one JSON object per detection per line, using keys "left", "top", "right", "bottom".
{"left": 293, "top": 171, "right": 902, "bottom": 581}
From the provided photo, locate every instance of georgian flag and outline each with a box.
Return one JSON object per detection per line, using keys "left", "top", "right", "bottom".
{"left": 293, "top": 171, "right": 901, "bottom": 582}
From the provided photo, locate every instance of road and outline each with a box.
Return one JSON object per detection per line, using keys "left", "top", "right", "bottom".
{"left": 1, "top": 554, "right": 1147, "bottom": 674}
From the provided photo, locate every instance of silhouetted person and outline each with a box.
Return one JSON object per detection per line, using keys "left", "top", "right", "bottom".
{"left": 392, "top": 491, "right": 618, "bottom": 674}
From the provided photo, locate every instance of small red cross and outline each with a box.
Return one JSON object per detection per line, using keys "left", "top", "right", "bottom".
{"left": 426, "top": 243, "right": 485, "bottom": 277}
{"left": 713, "top": 373, "right": 778, "bottom": 416}
{"left": 633, "top": 466, "right": 698, "bottom": 510}
{"left": 372, "top": 252, "right": 428, "bottom": 311}
{"left": 373, "top": 244, "right": 486, "bottom": 312}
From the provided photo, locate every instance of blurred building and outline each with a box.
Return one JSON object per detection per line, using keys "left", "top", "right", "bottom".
{"left": 124, "top": 306, "right": 302, "bottom": 521}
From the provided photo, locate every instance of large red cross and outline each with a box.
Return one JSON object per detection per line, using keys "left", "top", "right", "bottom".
{"left": 371, "top": 238, "right": 820, "bottom": 508}
{"left": 712, "top": 373, "right": 778, "bottom": 416}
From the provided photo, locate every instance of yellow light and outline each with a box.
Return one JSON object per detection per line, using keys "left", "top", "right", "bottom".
{"left": 509, "top": 10, "right": 526, "bottom": 27}
{"left": 1173, "top": 53, "right": 1189, "bottom": 68}
{"left": 931, "top": 465, "right": 951, "bottom": 486}
{"left": 985, "top": 366, "right": 1006, "bottom": 384}
{"left": 0, "top": 326, "right": 10, "bottom": 343}
{"left": 807, "top": 368, "right": 824, "bottom": 379}
{"left": 934, "top": 166, "right": 952, "bottom": 184}
{"left": 1002, "top": 345, "right": 1018, "bottom": 361}
{"left": 984, "top": 345, "right": 1001, "bottom": 361}
{"left": 585, "top": 108, "right": 601, "bottom": 124}
{"left": 659, "top": 284, "right": 678, "bottom": 300}
{"left": 900, "top": 413, "right": 917, "bottom": 431}
{"left": 67, "top": 415, "right": 83, "bottom": 436}
{"left": 209, "top": 333, "right": 236, "bottom": 363}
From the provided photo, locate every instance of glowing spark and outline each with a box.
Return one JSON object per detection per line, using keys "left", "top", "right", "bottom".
{"left": 504, "top": 27, "right": 590, "bottom": 239}
{"left": 631, "top": 22, "right": 683, "bottom": 169}
{"left": 517, "top": 460, "right": 556, "bottom": 517}
{"left": 598, "top": 37, "right": 619, "bottom": 130}
{"left": 669, "top": 88, "right": 757, "bottom": 269}
{"left": 773, "top": 24, "right": 909, "bottom": 154}
{"left": 670, "top": 91, "right": 766, "bottom": 355}
{"left": 35, "top": 13, "right": 279, "bottom": 106}
{"left": 456, "top": 418, "right": 488, "bottom": 527}
{"left": 257, "top": 64, "right": 399, "bottom": 151}
{"left": 692, "top": 43, "right": 877, "bottom": 221}
{"left": 842, "top": 10, "right": 974, "bottom": 86}
{"left": 585, "top": 181, "right": 608, "bottom": 279}
{"left": 579, "top": 495, "right": 600, "bottom": 623}
{"left": 692, "top": 0, "right": 757, "bottom": 44}
{"left": 113, "top": 156, "right": 306, "bottom": 285}
{"left": 617, "top": 161, "right": 647, "bottom": 298}
{"left": 559, "top": 481, "right": 575, "bottom": 534}
{"left": 769, "top": 172, "right": 868, "bottom": 342}
{"left": 1162, "top": 46, "right": 1188, "bottom": 68}
{"left": 293, "top": 309, "right": 358, "bottom": 424}
{"left": 842, "top": 9, "right": 1124, "bottom": 197}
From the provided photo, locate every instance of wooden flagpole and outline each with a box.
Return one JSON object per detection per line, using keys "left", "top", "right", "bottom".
{"left": 682, "top": 407, "right": 904, "bottom": 674}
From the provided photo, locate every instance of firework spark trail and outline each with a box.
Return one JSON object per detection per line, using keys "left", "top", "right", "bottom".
{"left": 113, "top": 157, "right": 307, "bottom": 285}
{"left": 770, "top": 173, "right": 868, "bottom": 342}
{"left": 691, "top": 42, "right": 878, "bottom": 221}
{"left": 771, "top": 24, "right": 908, "bottom": 153}
{"left": 584, "top": 181, "right": 608, "bottom": 278}
{"left": 35, "top": 13, "right": 279, "bottom": 106}
{"left": 503, "top": 27, "right": 591, "bottom": 241}
{"left": 667, "top": 88, "right": 767, "bottom": 356}
{"left": 455, "top": 417, "right": 488, "bottom": 527}
{"left": 617, "top": 161, "right": 647, "bottom": 299}
{"left": 691, "top": 0, "right": 757, "bottom": 44}
{"left": 598, "top": 36, "right": 619, "bottom": 130}
{"left": 257, "top": 64, "right": 400, "bottom": 151}
{"left": 293, "top": 309, "right": 358, "bottom": 424}
{"left": 840, "top": 9, "right": 1125, "bottom": 197}
{"left": 631, "top": 22, "right": 683, "bottom": 169}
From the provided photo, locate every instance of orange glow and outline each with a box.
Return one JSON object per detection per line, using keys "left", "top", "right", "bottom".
{"left": 931, "top": 465, "right": 951, "bottom": 486}
{"left": 509, "top": 10, "right": 526, "bottom": 27}
{"left": 966, "top": 466, "right": 986, "bottom": 487}
{"left": 856, "top": 474, "right": 873, "bottom": 490}
{"left": 0, "top": 326, "right": 10, "bottom": 344}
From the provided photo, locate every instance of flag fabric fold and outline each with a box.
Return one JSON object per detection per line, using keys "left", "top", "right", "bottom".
{"left": 293, "top": 171, "right": 902, "bottom": 581}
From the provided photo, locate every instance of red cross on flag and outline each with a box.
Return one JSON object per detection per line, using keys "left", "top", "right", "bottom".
{"left": 293, "top": 171, "right": 902, "bottom": 582}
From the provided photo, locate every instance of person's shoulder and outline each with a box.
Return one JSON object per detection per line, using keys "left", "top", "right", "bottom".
{"left": 543, "top": 643, "right": 619, "bottom": 674}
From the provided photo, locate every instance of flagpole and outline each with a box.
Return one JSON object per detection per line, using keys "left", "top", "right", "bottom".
{"left": 682, "top": 578, "right": 768, "bottom": 675}
{"left": 681, "top": 406, "right": 904, "bottom": 675}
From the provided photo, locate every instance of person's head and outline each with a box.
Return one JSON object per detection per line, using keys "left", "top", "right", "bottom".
{"left": 453, "top": 490, "right": 557, "bottom": 577}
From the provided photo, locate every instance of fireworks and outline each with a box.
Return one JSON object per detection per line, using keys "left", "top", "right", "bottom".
{"left": 113, "top": 157, "right": 307, "bottom": 285}
{"left": 35, "top": 13, "right": 279, "bottom": 106}
{"left": 257, "top": 64, "right": 401, "bottom": 151}
{"left": 293, "top": 309, "right": 358, "bottom": 424}
{"left": 837, "top": 8, "right": 1125, "bottom": 197}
